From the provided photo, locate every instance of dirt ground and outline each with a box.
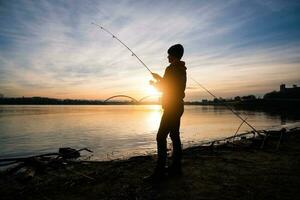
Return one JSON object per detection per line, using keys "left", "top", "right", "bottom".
{"left": 1, "top": 129, "right": 300, "bottom": 200}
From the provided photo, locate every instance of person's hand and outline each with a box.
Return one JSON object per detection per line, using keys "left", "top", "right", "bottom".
{"left": 149, "top": 80, "right": 155, "bottom": 86}
{"left": 151, "top": 73, "right": 162, "bottom": 80}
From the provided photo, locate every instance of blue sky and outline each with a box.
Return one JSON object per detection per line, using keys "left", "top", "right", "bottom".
{"left": 0, "top": 0, "right": 300, "bottom": 100}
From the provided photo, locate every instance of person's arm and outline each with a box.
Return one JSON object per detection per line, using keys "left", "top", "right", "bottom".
{"left": 151, "top": 73, "right": 163, "bottom": 81}
{"left": 149, "top": 71, "right": 166, "bottom": 91}
{"left": 150, "top": 67, "right": 170, "bottom": 91}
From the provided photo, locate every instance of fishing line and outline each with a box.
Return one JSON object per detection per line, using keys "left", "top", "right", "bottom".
{"left": 190, "top": 77, "right": 259, "bottom": 134}
{"left": 91, "top": 22, "right": 259, "bottom": 134}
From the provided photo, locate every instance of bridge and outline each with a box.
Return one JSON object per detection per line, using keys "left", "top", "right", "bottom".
{"left": 104, "top": 95, "right": 161, "bottom": 103}
{"left": 138, "top": 95, "right": 161, "bottom": 102}
{"left": 104, "top": 95, "right": 138, "bottom": 103}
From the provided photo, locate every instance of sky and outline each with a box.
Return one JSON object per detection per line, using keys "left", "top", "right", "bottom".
{"left": 0, "top": 0, "right": 300, "bottom": 100}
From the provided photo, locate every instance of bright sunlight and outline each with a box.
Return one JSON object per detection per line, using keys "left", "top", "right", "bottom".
{"left": 146, "top": 85, "right": 161, "bottom": 97}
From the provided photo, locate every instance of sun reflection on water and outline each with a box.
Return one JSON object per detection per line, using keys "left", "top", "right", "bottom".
{"left": 146, "top": 105, "right": 162, "bottom": 130}
{"left": 1, "top": 105, "right": 296, "bottom": 160}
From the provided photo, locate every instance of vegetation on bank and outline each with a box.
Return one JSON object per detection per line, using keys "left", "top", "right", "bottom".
{"left": 1, "top": 83, "right": 299, "bottom": 108}
{"left": 1, "top": 96, "right": 299, "bottom": 107}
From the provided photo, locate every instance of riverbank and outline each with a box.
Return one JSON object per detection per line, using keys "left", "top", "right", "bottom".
{"left": 1, "top": 128, "right": 300, "bottom": 200}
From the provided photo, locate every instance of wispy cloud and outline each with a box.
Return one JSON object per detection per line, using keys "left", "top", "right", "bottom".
{"left": 0, "top": 0, "right": 299, "bottom": 99}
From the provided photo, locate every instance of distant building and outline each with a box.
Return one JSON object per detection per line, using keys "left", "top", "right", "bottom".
{"left": 280, "top": 84, "right": 300, "bottom": 92}
{"left": 264, "top": 84, "right": 300, "bottom": 99}
{"left": 280, "top": 84, "right": 286, "bottom": 92}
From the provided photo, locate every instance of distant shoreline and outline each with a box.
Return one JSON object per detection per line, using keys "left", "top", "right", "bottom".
{"left": 1, "top": 97, "right": 299, "bottom": 106}
{"left": 2, "top": 97, "right": 299, "bottom": 121}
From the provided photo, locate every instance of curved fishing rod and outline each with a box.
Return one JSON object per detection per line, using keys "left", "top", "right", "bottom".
{"left": 91, "top": 22, "right": 153, "bottom": 74}
{"left": 92, "top": 22, "right": 258, "bottom": 134}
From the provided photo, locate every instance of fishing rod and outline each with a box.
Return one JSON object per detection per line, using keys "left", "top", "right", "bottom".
{"left": 91, "top": 22, "right": 259, "bottom": 134}
{"left": 91, "top": 22, "right": 153, "bottom": 74}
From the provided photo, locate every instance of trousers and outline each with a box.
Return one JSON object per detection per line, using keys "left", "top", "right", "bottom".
{"left": 156, "top": 104, "right": 184, "bottom": 169}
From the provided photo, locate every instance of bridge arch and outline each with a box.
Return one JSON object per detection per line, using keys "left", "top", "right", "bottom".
{"left": 138, "top": 95, "right": 161, "bottom": 102}
{"left": 104, "top": 95, "right": 138, "bottom": 103}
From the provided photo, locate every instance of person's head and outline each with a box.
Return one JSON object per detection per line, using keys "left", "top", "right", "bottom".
{"left": 167, "top": 44, "right": 184, "bottom": 64}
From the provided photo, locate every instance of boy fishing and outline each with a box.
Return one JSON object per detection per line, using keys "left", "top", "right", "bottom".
{"left": 146, "top": 44, "right": 187, "bottom": 181}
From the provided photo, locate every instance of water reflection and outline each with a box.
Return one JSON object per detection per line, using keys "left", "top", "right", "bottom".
{"left": 0, "top": 105, "right": 299, "bottom": 160}
{"left": 146, "top": 105, "right": 162, "bottom": 130}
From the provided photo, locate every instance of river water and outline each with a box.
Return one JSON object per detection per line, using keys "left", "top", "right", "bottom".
{"left": 0, "top": 105, "right": 299, "bottom": 160}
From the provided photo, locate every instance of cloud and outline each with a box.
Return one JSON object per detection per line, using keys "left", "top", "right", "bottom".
{"left": 0, "top": 0, "right": 299, "bottom": 99}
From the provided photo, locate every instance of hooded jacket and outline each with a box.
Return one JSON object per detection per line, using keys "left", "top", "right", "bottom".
{"left": 156, "top": 61, "right": 187, "bottom": 110}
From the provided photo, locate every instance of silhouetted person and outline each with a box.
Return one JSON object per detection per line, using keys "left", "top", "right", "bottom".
{"left": 146, "top": 44, "right": 187, "bottom": 181}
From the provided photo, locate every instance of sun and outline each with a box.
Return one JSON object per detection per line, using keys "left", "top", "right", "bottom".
{"left": 146, "top": 85, "right": 161, "bottom": 96}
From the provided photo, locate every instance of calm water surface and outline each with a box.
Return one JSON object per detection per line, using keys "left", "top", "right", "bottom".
{"left": 0, "top": 105, "right": 299, "bottom": 160}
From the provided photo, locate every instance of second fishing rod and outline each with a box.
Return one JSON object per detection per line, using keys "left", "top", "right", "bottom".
{"left": 91, "top": 22, "right": 259, "bottom": 134}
